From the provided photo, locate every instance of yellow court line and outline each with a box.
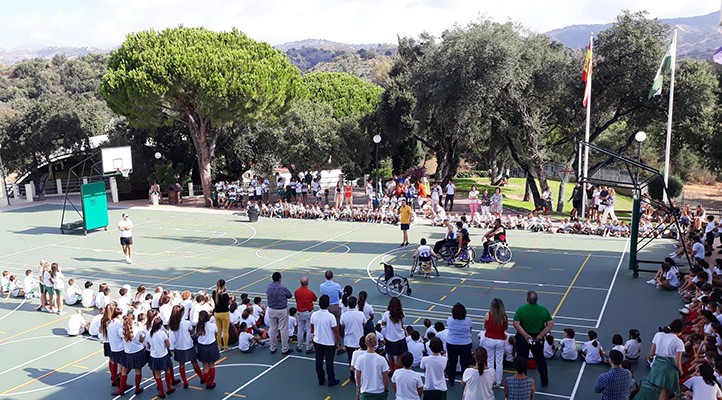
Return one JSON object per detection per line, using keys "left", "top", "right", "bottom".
{"left": 234, "top": 242, "right": 351, "bottom": 292}
{"left": 553, "top": 254, "right": 591, "bottom": 317}
{"left": 354, "top": 279, "right": 361, "bottom": 283}
{"left": 188, "top": 385, "right": 204, "bottom": 391}
{"left": 439, "top": 295, "right": 447, "bottom": 301}
{"left": 342, "top": 378, "right": 351, "bottom": 387}
{"left": 3, "top": 349, "right": 103, "bottom": 394}
{"left": 160, "top": 238, "right": 289, "bottom": 284}
{"left": 71, "top": 364, "right": 89, "bottom": 370}
{"left": 428, "top": 305, "right": 435, "bottom": 311}
{"left": 413, "top": 317, "right": 421, "bottom": 324}
{"left": 224, "top": 393, "right": 247, "bottom": 399}
{"left": 450, "top": 287, "right": 457, "bottom": 292}
{"left": 410, "top": 280, "right": 562, "bottom": 296}
{"left": 324, "top": 396, "right": 331, "bottom": 400}
{"left": 0, "top": 314, "right": 71, "bottom": 343}
{"left": 549, "top": 268, "right": 566, "bottom": 272}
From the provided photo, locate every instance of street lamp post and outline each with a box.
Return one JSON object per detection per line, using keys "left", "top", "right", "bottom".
{"left": 0, "top": 143, "right": 9, "bottom": 206}
{"left": 372, "top": 135, "right": 381, "bottom": 196}
{"left": 634, "top": 131, "right": 646, "bottom": 196}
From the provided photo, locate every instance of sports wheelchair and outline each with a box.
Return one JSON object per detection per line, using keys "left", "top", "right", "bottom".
{"left": 376, "top": 262, "right": 412, "bottom": 297}
{"left": 438, "top": 243, "right": 477, "bottom": 268}
{"left": 411, "top": 256, "right": 439, "bottom": 278}
{"left": 481, "top": 236, "right": 513, "bottom": 264}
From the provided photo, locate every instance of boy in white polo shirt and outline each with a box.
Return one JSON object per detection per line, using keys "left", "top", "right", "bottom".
{"left": 23, "top": 269, "right": 39, "bottom": 299}
{"left": 353, "top": 333, "right": 389, "bottom": 399}
{"left": 420, "top": 337, "right": 447, "bottom": 399}
{"left": 392, "top": 352, "right": 423, "bottom": 400}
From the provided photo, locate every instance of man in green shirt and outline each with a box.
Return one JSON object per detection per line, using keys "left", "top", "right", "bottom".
{"left": 513, "top": 290, "right": 554, "bottom": 387}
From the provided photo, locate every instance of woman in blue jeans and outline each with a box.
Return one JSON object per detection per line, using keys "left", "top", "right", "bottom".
{"left": 446, "top": 302, "right": 473, "bottom": 386}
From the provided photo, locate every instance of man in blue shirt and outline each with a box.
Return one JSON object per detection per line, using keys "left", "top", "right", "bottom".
{"left": 266, "top": 272, "right": 293, "bottom": 355}
{"left": 593, "top": 350, "right": 632, "bottom": 400}
{"left": 320, "top": 270, "right": 344, "bottom": 353}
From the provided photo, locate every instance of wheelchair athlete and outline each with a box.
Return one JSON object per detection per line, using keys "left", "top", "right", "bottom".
{"left": 481, "top": 218, "right": 506, "bottom": 262}
{"left": 413, "top": 238, "right": 438, "bottom": 274}
{"left": 433, "top": 218, "right": 458, "bottom": 256}
{"left": 454, "top": 221, "right": 471, "bottom": 259}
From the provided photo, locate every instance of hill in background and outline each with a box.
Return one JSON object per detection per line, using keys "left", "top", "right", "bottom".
{"left": 547, "top": 11, "right": 721, "bottom": 59}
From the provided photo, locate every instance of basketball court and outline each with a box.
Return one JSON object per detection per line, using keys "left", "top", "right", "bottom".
{"left": 0, "top": 203, "right": 681, "bottom": 399}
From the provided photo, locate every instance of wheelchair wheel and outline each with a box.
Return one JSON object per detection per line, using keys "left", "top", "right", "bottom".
{"left": 429, "top": 259, "right": 440, "bottom": 277}
{"left": 495, "top": 245, "right": 513, "bottom": 264}
{"left": 468, "top": 247, "right": 477, "bottom": 264}
{"left": 376, "top": 273, "right": 388, "bottom": 295}
{"left": 387, "top": 276, "right": 407, "bottom": 297}
{"left": 410, "top": 259, "right": 418, "bottom": 277}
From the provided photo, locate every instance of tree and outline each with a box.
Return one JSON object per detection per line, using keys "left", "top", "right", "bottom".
{"left": 100, "top": 27, "right": 301, "bottom": 206}
{"left": 3, "top": 95, "right": 89, "bottom": 196}
{"left": 301, "top": 72, "right": 383, "bottom": 119}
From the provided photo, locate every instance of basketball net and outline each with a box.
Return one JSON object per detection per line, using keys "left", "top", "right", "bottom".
{"left": 120, "top": 169, "right": 130, "bottom": 178}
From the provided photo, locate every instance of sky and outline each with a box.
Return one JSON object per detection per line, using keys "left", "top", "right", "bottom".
{"left": 0, "top": 0, "right": 717, "bottom": 49}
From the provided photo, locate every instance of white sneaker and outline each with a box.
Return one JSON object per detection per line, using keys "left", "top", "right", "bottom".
{"left": 127, "top": 258, "right": 133, "bottom": 264}
{"left": 646, "top": 279, "right": 656, "bottom": 285}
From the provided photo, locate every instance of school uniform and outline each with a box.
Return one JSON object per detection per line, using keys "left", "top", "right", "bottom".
{"left": 625, "top": 339, "right": 642, "bottom": 361}
{"left": 148, "top": 329, "right": 173, "bottom": 371}
{"left": 170, "top": 320, "right": 198, "bottom": 363}
{"left": 124, "top": 325, "right": 148, "bottom": 370}
{"left": 81, "top": 288, "right": 95, "bottom": 308}
{"left": 196, "top": 321, "right": 220, "bottom": 363}
{"left": 560, "top": 337, "right": 578, "bottom": 361}
{"left": 108, "top": 319, "right": 126, "bottom": 365}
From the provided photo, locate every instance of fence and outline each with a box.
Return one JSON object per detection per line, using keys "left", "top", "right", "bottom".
{"left": 10, "top": 177, "right": 111, "bottom": 199}
{"left": 509, "top": 164, "right": 633, "bottom": 184}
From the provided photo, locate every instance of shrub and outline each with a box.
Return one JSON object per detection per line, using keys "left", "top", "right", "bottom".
{"left": 455, "top": 170, "right": 489, "bottom": 179}
{"left": 648, "top": 175, "right": 684, "bottom": 201}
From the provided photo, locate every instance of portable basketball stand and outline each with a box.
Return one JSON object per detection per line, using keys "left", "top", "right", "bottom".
{"left": 60, "top": 147, "right": 132, "bottom": 235}
{"left": 580, "top": 141, "right": 692, "bottom": 278}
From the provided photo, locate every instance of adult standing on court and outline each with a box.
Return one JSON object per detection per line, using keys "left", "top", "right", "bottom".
{"left": 118, "top": 213, "right": 133, "bottom": 264}
{"left": 311, "top": 294, "right": 341, "bottom": 387}
{"left": 295, "top": 276, "right": 318, "bottom": 354}
{"left": 512, "top": 290, "right": 554, "bottom": 387}
{"left": 482, "top": 298, "right": 508, "bottom": 386}
{"left": 320, "top": 270, "right": 344, "bottom": 353}
{"left": 266, "top": 272, "right": 293, "bottom": 355}
{"left": 446, "top": 302, "right": 473, "bottom": 386}
{"left": 211, "top": 279, "right": 231, "bottom": 352}
{"left": 444, "top": 179, "right": 456, "bottom": 211}
{"left": 344, "top": 180, "right": 354, "bottom": 207}
{"left": 398, "top": 199, "right": 413, "bottom": 247}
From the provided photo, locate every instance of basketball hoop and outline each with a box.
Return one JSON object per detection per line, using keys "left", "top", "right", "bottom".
{"left": 557, "top": 169, "right": 576, "bottom": 182}
{"left": 120, "top": 169, "right": 130, "bottom": 178}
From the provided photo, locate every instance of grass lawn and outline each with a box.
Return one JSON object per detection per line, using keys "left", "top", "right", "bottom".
{"left": 453, "top": 177, "right": 634, "bottom": 217}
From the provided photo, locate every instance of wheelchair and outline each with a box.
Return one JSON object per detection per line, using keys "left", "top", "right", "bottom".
{"left": 438, "top": 243, "right": 476, "bottom": 269}
{"left": 482, "top": 239, "right": 513, "bottom": 264}
{"left": 376, "top": 262, "right": 412, "bottom": 297}
{"left": 411, "top": 256, "right": 439, "bottom": 278}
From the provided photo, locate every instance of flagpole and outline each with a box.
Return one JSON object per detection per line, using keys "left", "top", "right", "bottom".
{"left": 662, "top": 27, "right": 677, "bottom": 203}
{"left": 582, "top": 33, "right": 593, "bottom": 219}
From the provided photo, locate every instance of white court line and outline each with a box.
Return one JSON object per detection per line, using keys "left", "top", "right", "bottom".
{"left": 216, "top": 224, "right": 366, "bottom": 288}
{"left": 569, "top": 362, "right": 586, "bottom": 400}
{"left": 594, "top": 239, "right": 630, "bottom": 329}
{"left": 0, "top": 213, "right": 174, "bottom": 260}
{"left": 421, "top": 275, "right": 609, "bottom": 292}
{"left": 0, "top": 337, "right": 88, "bottom": 377}
{"left": 0, "top": 299, "right": 27, "bottom": 322}
{"left": 255, "top": 242, "right": 351, "bottom": 261}
{"left": 0, "top": 359, "right": 106, "bottom": 397}
{"left": 221, "top": 355, "right": 290, "bottom": 400}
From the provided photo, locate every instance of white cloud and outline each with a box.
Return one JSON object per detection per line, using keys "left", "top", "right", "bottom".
{"left": 0, "top": 0, "right": 716, "bottom": 48}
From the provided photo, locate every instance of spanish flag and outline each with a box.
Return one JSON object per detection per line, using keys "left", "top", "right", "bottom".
{"left": 581, "top": 39, "right": 593, "bottom": 107}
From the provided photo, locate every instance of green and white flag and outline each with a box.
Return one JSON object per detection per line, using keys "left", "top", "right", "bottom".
{"left": 649, "top": 36, "right": 677, "bottom": 99}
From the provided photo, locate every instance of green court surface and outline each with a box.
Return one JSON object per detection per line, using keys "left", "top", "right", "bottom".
{"left": 0, "top": 204, "right": 682, "bottom": 399}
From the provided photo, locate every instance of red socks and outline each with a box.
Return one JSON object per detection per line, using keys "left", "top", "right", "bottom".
{"left": 208, "top": 367, "right": 216, "bottom": 385}
{"left": 193, "top": 364, "right": 206, "bottom": 383}
{"left": 113, "top": 375, "right": 128, "bottom": 395}
{"left": 155, "top": 377, "right": 165, "bottom": 396}
{"left": 179, "top": 365, "right": 188, "bottom": 386}
{"left": 135, "top": 373, "right": 142, "bottom": 391}
{"left": 109, "top": 362, "right": 118, "bottom": 385}
{"left": 165, "top": 371, "right": 175, "bottom": 392}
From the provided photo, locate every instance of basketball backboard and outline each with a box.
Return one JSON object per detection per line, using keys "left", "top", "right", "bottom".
{"left": 101, "top": 146, "right": 133, "bottom": 175}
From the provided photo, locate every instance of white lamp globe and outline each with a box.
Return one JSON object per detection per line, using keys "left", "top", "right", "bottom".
{"left": 372, "top": 134, "right": 382, "bottom": 144}
{"left": 154, "top": 152, "right": 162, "bottom": 159}
{"left": 634, "top": 131, "right": 647, "bottom": 143}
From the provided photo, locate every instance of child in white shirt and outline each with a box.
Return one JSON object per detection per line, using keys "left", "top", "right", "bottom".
{"left": 580, "top": 330, "right": 605, "bottom": 364}
{"left": 560, "top": 328, "right": 578, "bottom": 361}
{"left": 610, "top": 334, "right": 626, "bottom": 360}
{"left": 406, "top": 331, "right": 425, "bottom": 367}
{"left": 0, "top": 271, "right": 8, "bottom": 295}
{"left": 65, "top": 278, "right": 83, "bottom": 305}
{"left": 81, "top": 281, "right": 95, "bottom": 309}
{"left": 420, "top": 337, "right": 447, "bottom": 396}
{"left": 543, "top": 334, "right": 558, "bottom": 359}
{"left": 624, "top": 329, "right": 642, "bottom": 361}
{"left": 237, "top": 322, "right": 264, "bottom": 352}
{"left": 23, "top": 269, "right": 39, "bottom": 299}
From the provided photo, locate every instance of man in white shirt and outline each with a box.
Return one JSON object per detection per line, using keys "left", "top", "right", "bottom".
{"left": 353, "top": 333, "right": 389, "bottom": 398}
{"left": 311, "top": 294, "right": 340, "bottom": 387}
{"left": 444, "top": 180, "right": 456, "bottom": 211}
{"left": 118, "top": 213, "right": 133, "bottom": 264}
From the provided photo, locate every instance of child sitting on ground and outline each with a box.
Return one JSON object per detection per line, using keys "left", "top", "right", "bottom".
{"left": 625, "top": 329, "right": 642, "bottom": 362}
{"left": 23, "top": 269, "right": 39, "bottom": 299}
{"left": 406, "top": 330, "right": 424, "bottom": 367}
{"left": 560, "top": 328, "right": 578, "bottom": 361}
{"left": 543, "top": 334, "right": 558, "bottom": 359}
{"left": 65, "top": 278, "right": 83, "bottom": 306}
{"left": 81, "top": 281, "right": 95, "bottom": 309}
{"left": 580, "top": 330, "right": 605, "bottom": 364}
{"left": 237, "top": 322, "right": 265, "bottom": 352}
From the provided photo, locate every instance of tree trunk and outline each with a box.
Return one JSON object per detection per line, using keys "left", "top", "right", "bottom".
{"left": 556, "top": 174, "right": 570, "bottom": 212}
{"left": 525, "top": 173, "right": 541, "bottom": 206}
{"left": 523, "top": 178, "right": 531, "bottom": 202}
{"left": 186, "top": 113, "right": 216, "bottom": 207}
{"left": 490, "top": 159, "right": 505, "bottom": 186}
